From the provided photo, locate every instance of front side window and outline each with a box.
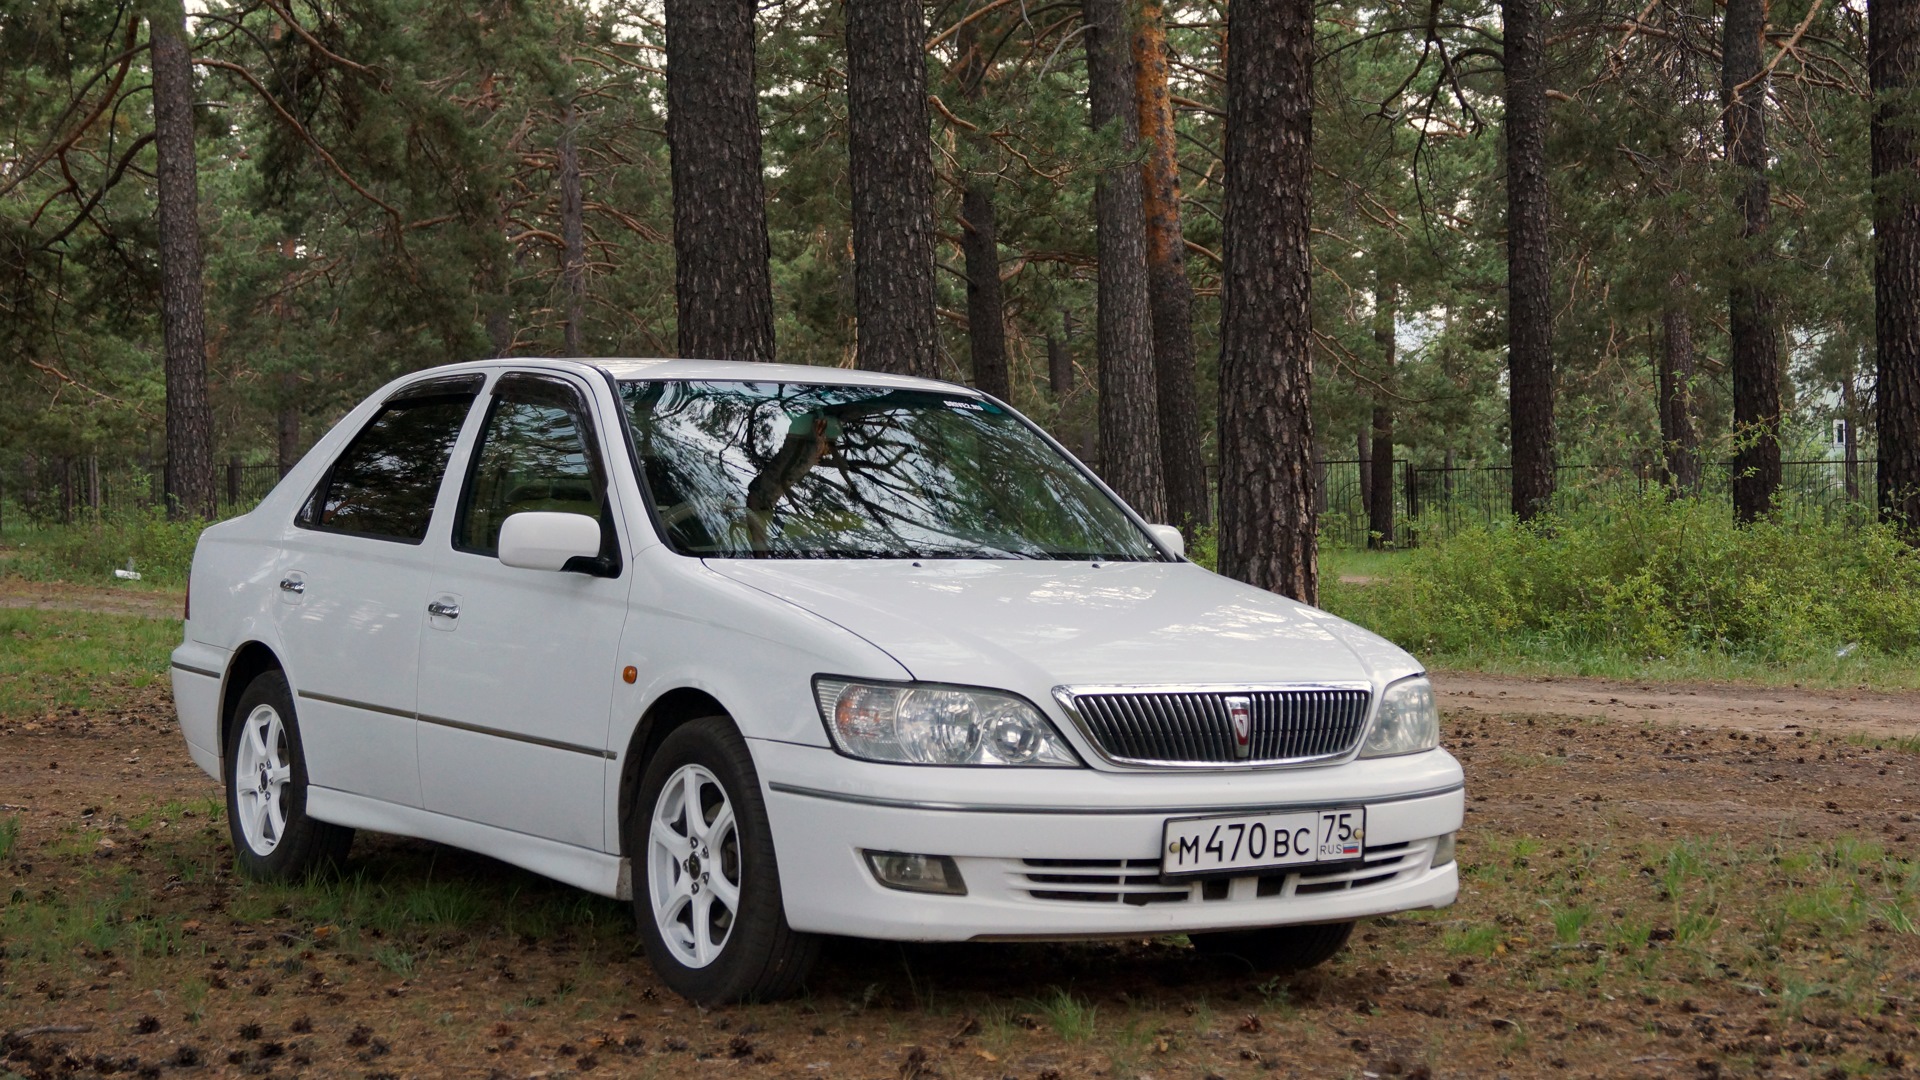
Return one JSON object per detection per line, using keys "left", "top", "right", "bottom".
{"left": 621, "top": 380, "right": 1161, "bottom": 561}
{"left": 455, "top": 374, "right": 611, "bottom": 558}
{"left": 299, "top": 378, "right": 481, "bottom": 543}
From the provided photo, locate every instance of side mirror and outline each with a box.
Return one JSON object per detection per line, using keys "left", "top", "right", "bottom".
{"left": 498, "top": 512, "right": 602, "bottom": 572}
{"left": 1146, "top": 523, "right": 1185, "bottom": 559}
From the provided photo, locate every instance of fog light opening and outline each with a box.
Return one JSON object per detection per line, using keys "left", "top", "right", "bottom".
{"left": 863, "top": 850, "right": 968, "bottom": 895}
{"left": 1431, "top": 832, "right": 1457, "bottom": 868}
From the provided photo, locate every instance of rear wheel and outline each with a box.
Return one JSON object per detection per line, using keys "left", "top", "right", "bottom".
{"left": 632, "top": 716, "right": 818, "bottom": 1004}
{"left": 1190, "top": 920, "right": 1356, "bottom": 973}
{"left": 223, "top": 670, "right": 352, "bottom": 881}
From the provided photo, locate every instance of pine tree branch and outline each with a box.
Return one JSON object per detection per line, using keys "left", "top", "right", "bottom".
{"left": 0, "top": 19, "right": 144, "bottom": 203}
{"left": 263, "top": 0, "right": 379, "bottom": 77}
{"left": 1732, "top": 0, "right": 1825, "bottom": 97}
{"left": 192, "top": 57, "right": 404, "bottom": 229}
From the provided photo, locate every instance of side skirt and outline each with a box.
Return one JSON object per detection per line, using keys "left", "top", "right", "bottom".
{"left": 305, "top": 787, "right": 632, "bottom": 901}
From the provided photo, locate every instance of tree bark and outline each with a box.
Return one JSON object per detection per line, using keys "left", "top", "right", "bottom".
{"left": 956, "top": 13, "right": 1010, "bottom": 401}
{"left": 1369, "top": 282, "right": 1396, "bottom": 548}
{"left": 1874, "top": 0, "right": 1920, "bottom": 535}
{"left": 847, "top": 0, "right": 938, "bottom": 378}
{"left": 1503, "top": 0, "right": 1556, "bottom": 522}
{"left": 149, "top": 0, "right": 215, "bottom": 520}
{"left": 276, "top": 373, "right": 302, "bottom": 477}
{"left": 1134, "top": 0, "right": 1208, "bottom": 533}
{"left": 1842, "top": 358, "right": 1861, "bottom": 503}
{"left": 559, "top": 100, "right": 587, "bottom": 355}
{"left": 1658, "top": 283, "right": 1702, "bottom": 496}
{"left": 1356, "top": 427, "right": 1372, "bottom": 512}
{"left": 1724, "top": 0, "right": 1783, "bottom": 523}
{"left": 667, "top": 0, "right": 775, "bottom": 362}
{"left": 960, "top": 185, "right": 1010, "bottom": 399}
{"left": 1048, "top": 326, "right": 1073, "bottom": 396}
{"left": 1215, "top": 0, "right": 1317, "bottom": 602}
{"left": 1083, "top": 0, "right": 1167, "bottom": 521}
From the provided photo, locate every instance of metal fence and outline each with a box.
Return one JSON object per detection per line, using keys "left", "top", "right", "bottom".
{"left": 1318, "top": 458, "right": 1880, "bottom": 550}
{"left": 0, "top": 459, "right": 285, "bottom": 532}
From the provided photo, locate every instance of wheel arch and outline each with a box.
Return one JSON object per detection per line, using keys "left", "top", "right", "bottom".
{"left": 220, "top": 641, "right": 285, "bottom": 768}
{"left": 616, "top": 686, "right": 733, "bottom": 860}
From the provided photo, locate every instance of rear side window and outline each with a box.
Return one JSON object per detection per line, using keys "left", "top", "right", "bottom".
{"left": 298, "top": 377, "right": 482, "bottom": 543}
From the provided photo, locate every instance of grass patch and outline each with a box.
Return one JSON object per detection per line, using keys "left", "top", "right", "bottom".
{"left": 0, "top": 607, "right": 178, "bottom": 717}
{"left": 3, "top": 509, "right": 208, "bottom": 587}
{"left": 1320, "top": 490, "right": 1920, "bottom": 689}
{"left": 0, "top": 815, "right": 20, "bottom": 860}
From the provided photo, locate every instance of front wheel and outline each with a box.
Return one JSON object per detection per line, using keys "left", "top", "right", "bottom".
{"left": 223, "top": 670, "right": 353, "bottom": 881}
{"left": 632, "top": 716, "right": 818, "bottom": 1003}
{"left": 1190, "top": 920, "right": 1356, "bottom": 973}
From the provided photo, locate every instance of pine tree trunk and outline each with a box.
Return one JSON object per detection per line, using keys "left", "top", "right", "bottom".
{"left": 1048, "top": 328, "right": 1073, "bottom": 396}
{"left": 1503, "top": 0, "right": 1556, "bottom": 522}
{"left": 1083, "top": 0, "right": 1167, "bottom": 521}
{"left": 1369, "top": 282, "right": 1396, "bottom": 548}
{"left": 667, "top": 0, "right": 775, "bottom": 363}
{"left": 847, "top": 0, "right": 938, "bottom": 378}
{"left": 960, "top": 184, "right": 1010, "bottom": 400}
{"left": 559, "top": 101, "right": 587, "bottom": 355}
{"left": 1658, "top": 284, "right": 1702, "bottom": 496}
{"left": 1356, "top": 427, "right": 1372, "bottom": 512}
{"left": 1724, "top": 0, "right": 1783, "bottom": 523}
{"left": 276, "top": 373, "right": 301, "bottom": 477}
{"left": 1874, "top": 0, "right": 1920, "bottom": 535}
{"left": 1134, "top": 0, "right": 1208, "bottom": 533}
{"left": 1842, "top": 361, "right": 1861, "bottom": 504}
{"left": 149, "top": 0, "right": 215, "bottom": 520}
{"left": 956, "top": 13, "right": 1010, "bottom": 401}
{"left": 1215, "top": 0, "right": 1317, "bottom": 602}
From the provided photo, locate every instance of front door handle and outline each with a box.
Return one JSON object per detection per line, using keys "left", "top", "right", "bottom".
{"left": 279, "top": 578, "right": 305, "bottom": 595}
{"left": 427, "top": 600, "right": 460, "bottom": 620}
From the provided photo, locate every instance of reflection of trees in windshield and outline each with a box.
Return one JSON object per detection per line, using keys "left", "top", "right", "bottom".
{"left": 622, "top": 381, "right": 1158, "bottom": 560}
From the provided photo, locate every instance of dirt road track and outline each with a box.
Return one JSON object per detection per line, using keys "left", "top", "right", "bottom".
{"left": 1435, "top": 671, "right": 1920, "bottom": 740}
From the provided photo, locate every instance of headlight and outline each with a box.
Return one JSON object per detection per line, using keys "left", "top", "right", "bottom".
{"left": 1361, "top": 675, "right": 1439, "bottom": 757}
{"left": 813, "top": 678, "right": 1081, "bottom": 767}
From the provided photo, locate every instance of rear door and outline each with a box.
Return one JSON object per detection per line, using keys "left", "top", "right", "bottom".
{"left": 414, "top": 371, "right": 631, "bottom": 849}
{"left": 274, "top": 374, "right": 484, "bottom": 808}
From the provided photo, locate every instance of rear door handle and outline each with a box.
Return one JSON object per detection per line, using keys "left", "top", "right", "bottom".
{"left": 279, "top": 578, "right": 304, "bottom": 595}
{"left": 427, "top": 600, "right": 460, "bottom": 620}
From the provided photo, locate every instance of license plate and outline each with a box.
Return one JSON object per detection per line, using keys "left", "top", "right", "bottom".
{"left": 1161, "top": 808, "right": 1366, "bottom": 879}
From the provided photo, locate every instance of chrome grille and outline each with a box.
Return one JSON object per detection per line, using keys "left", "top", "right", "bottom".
{"left": 1059, "top": 687, "right": 1372, "bottom": 766}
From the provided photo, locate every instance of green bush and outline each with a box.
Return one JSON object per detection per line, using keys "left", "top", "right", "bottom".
{"left": 4, "top": 509, "right": 208, "bottom": 587}
{"left": 1323, "top": 491, "right": 1920, "bottom": 663}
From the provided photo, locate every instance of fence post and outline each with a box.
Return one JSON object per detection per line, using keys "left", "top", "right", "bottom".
{"left": 227, "top": 456, "right": 241, "bottom": 511}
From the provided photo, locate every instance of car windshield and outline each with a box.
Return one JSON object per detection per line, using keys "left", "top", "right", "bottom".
{"left": 620, "top": 380, "right": 1163, "bottom": 561}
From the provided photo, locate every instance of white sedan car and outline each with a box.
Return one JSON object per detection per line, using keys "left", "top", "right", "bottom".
{"left": 171, "top": 358, "right": 1462, "bottom": 1003}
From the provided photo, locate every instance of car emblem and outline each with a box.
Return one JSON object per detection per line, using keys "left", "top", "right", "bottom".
{"left": 1226, "top": 696, "right": 1253, "bottom": 759}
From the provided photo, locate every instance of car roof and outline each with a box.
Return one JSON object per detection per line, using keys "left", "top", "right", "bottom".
{"left": 409, "top": 357, "right": 984, "bottom": 397}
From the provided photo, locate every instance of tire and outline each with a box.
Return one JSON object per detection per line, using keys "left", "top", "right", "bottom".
{"left": 1190, "top": 920, "right": 1356, "bottom": 974}
{"left": 631, "top": 716, "right": 819, "bottom": 1004}
{"left": 223, "top": 669, "right": 353, "bottom": 881}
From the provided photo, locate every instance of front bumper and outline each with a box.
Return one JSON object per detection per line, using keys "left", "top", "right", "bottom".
{"left": 754, "top": 740, "right": 1463, "bottom": 941}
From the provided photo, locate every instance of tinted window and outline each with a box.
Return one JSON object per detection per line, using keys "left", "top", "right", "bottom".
{"left": 620, "top": 380, "right": 1160, "bottom": 561}
{"left": 300, "top": 383, "right": 478, "bottom": 543}
{"left": 455, "top": 375, "right": 610, "bottom": 557}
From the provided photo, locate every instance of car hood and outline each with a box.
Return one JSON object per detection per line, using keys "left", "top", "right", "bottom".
{"left": 703, "top": 559, "right": 1413, "bottom": 691}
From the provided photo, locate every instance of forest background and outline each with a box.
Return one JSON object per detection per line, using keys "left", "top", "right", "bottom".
{"left": 5, "top": 0, "right": 1920, "bottom": 671}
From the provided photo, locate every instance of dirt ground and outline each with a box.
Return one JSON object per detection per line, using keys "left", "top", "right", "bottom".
{"left": 2, "top": 673, "right": 1917, "bottom": 1079}
{"left": 0, "top": 580, "right": 182, "bottom": 621}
